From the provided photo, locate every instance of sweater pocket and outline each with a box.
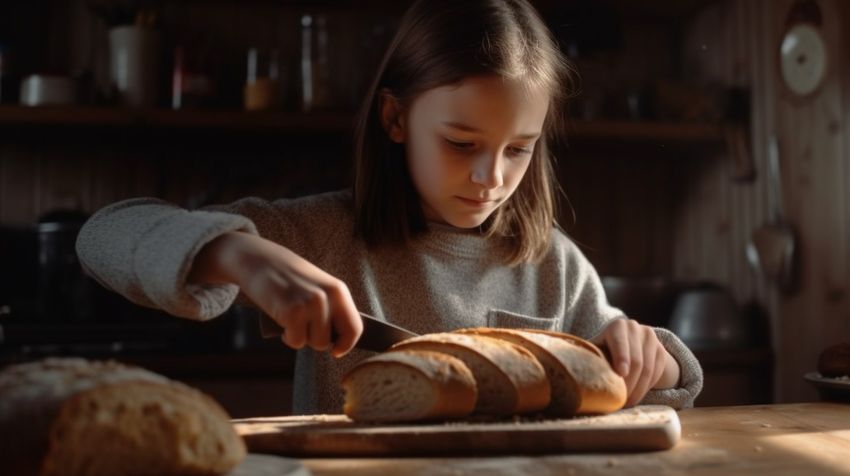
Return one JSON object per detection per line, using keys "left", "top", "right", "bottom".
{"left": 487, "top": 309, "right": 559, "bottom": 331}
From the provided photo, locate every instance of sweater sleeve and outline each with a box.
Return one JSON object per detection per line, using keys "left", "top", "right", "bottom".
{"left": 560, "top": 237, "right": 704, "bottom": 409}
{"left": 639, "top": 326, "right": 704, "bottom": 409}
{"left": 76, "top": 197, "right": 261, "bottom": 321}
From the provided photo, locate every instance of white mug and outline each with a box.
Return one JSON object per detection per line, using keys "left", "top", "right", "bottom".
{"left": 108, "top": 26, "right": 161, "bottom": 107}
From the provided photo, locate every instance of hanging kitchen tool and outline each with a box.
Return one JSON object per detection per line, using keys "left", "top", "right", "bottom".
{"left": 746, "top": 135, "right": 798, "bottom": 294}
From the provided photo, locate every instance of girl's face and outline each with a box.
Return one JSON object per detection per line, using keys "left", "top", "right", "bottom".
{"left": 389, "top": 75, "right": 550, "bottom": 229}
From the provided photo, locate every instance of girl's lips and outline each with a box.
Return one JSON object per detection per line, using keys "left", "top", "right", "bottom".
{"left": 456, "top": 196, "right": 495, "bottom": 208}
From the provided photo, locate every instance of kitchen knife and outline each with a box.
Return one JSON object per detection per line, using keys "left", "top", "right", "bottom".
{"left": 259, "top": 312, "right": 419, "bottom": 353}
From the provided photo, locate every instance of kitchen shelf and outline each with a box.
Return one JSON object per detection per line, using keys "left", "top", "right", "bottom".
{"left": 0, "top": 348, "right": 296, "bottom": 378}
{"left": 568, "top": 119, "right": 733, "bottom": 144}
{"left": 0, "top": 105, "right": 355, "bottom": 133}
{"left": 694, "top": 346, "right": 773, "bottom": 369}
{"left": 0, "top": 105, "right": 739, "bottom": 144}
{"left": 161, "top": 0, "right": 719, "bottom": 20}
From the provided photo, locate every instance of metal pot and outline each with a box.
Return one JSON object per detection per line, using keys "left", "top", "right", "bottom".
{"left": 601, "top": 276, "right": 679, "bottom": 327}
{"left": 668, "top": 283, "right": 751, "bottom": 350}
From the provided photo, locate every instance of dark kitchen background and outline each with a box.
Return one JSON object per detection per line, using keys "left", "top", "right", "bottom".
{"left": 0, "top": 0, "right": 847, "bottom": 416}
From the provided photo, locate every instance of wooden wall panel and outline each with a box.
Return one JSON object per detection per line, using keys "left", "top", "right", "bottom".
{"left": 678, "top": 0, "right": 765, "bottom": 302}
{"left": 684, "top": 0, "right": 850, "bottom": 402}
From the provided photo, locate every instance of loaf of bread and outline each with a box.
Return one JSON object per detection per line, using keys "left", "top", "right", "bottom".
{"left": 390, "top": 333, "right": 551, "bottom": 416}
{"left": 456, "top": 328, "right": 626, "bottom": 416}
{"left": 0, "top": 358, "right": 246, "bottom": 476}
{"left": 818, "top": 342, "right": 850, "bottom": 377}
{"left": 342, "top": 350, "right": 477, "bottom": 422}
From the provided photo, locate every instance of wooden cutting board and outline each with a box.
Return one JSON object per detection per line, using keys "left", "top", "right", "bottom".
{"left": 233, "top": 405, "right": 680, "bottom": 457}
{"left": 227, "top": 454, "right": 310, "bottom": 476}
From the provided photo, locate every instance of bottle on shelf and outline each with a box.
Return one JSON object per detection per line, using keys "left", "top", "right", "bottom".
{"left": 300, "top": 14, "right": 331, "bottom": 112}
{"left": 243, "top": 47, "right": 281, "bottom": 112}
{"left": 172, "top": 45, "right": 216, "bottom": 110}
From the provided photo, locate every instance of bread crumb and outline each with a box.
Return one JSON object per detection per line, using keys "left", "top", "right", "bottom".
{"left": 606, "top": 458, "right": 618, "bottom": 467}
{"left": 760, "top": 423, "right": 772, "bottom": 428}
{"left": 754, "top": 445, "right": 764, "bottom": 452}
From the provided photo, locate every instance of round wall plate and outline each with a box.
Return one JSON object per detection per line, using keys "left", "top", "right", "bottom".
{"left": 780, "top": 23, "right": 827, "bottom": 96}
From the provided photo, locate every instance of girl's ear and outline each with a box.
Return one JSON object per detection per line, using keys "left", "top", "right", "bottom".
{"left": 379, "top": 89, "right": 406, "bottom": 143}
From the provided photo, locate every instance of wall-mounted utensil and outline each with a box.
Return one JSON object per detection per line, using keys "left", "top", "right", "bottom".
{"left": 746, "top": 135, "right": 798, "bottom": 293}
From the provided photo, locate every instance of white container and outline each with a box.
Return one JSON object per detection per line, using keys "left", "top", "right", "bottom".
{"left": 20, "top": 75, "right": 76, "bottom": 106}
{"left": 108, "top": 26, "right": 161, "bottom": 107}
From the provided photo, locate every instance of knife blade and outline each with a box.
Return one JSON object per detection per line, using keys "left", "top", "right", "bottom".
{"left": 258, "top": 311, "right": 419, "bottom": 353}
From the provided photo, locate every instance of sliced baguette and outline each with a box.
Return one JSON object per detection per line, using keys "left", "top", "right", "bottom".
{"left": 390, "top": 333, "right": 550, "bottom": 416}
{"left": 341, "top": 350, "right": 477, "bottom": 422}
{"left": 520, "top": 329, "right": 606, "bottom": 359}
{"left": 457, "top": 328, "right": 626, "bottom": 416}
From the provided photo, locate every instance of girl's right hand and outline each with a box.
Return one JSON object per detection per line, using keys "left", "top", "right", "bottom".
{"left": 188, "top": 231, "right": 363, "bottom": 357}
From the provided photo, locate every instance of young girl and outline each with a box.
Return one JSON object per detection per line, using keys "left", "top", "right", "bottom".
{"left": 77, "top": 0, "right": 702, "bottom": 414}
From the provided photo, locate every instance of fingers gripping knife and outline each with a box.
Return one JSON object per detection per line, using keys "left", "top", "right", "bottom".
{"left": 259, "top": 312, "right": 418, "bottom": 353}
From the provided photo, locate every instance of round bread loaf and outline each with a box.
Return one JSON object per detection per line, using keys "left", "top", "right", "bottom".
{"left": 0, "top": 358, "right": 246, "bottom": 476}
{"left": 818, "top": 342, "right": 850, "bottom": 377}
{"left": 342, "top": 350, "right": 477, "bottom": 422}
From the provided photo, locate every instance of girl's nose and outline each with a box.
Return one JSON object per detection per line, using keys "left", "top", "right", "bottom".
{"left": 470, "top": 152, "right": 504, "bottom": 188}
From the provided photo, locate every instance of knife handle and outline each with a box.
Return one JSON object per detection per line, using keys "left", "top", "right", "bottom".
{"left": 258, "top": 313, "right": 340, "bottom": 341}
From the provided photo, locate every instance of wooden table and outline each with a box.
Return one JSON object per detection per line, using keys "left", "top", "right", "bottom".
{"left": 293, "top": 403, "right": 850, "bottom": 475}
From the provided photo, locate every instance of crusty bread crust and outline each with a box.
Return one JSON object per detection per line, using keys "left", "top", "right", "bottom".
{"left": 342, "top": 350, "right": 477, "bottom": 422}
{"left": 0, "top": 358, "right": 246, "bottom": 476}
{"left": 391, "top": 333, "right": 550, "bottom": 415}
{"left": 518, "top": 329, "right": 606, "bottom": 359}
{"left": 458, "top": 328, "right": 626, "bottom": 416}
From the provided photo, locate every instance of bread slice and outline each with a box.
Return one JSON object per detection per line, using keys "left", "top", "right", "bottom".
{"left": 342, "top": 350, "right": 477, "bottom": 422}
{"left": 390, "top": 333, "right": 550, "bottom": 416}
{"left": 457, "top": 328, "right": 626, "bottom": 416}
{"left": 0, "top": 358, "right": 246, "bottom": 476}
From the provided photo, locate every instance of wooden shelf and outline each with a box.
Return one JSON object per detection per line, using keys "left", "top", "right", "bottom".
{"left": 0, "top": 350, "right": 295, "bottom": 378}
{"left": 162, "top": 0, "right": 718, "bottom": 20}
{"left": 0, "top": 106, "right": 739, "bottom": 144}
{"left": 0, "top": 105, "right": 355, "bottom": 133}
{"left": 694, "top": 346, "right": 773, "bottom": 369}
{"left": 569, "top": 119, "right": 731, "bottom": 144}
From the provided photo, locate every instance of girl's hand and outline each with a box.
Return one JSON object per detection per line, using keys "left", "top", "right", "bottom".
{"left": 591, "top": 318, "right": 681, "bottom": 407}
{"left": 188, "top": 231, "right": 363, "bottom": 357}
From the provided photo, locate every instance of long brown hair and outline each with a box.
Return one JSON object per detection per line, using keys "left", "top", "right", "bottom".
{"left": 353, "top": 0, "right": 576, "bottom": 265}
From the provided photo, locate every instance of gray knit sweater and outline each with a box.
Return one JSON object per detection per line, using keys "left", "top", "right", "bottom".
{"left": 76, "top": 189, "right": 703, "bottom": 413}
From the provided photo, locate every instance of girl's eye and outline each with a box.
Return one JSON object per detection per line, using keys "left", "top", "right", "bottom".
{"left": 445, "top": 138, "right": 475, "bottom": 150}
{"left": 508, "top": 146, "right": 533, "bottom": 157}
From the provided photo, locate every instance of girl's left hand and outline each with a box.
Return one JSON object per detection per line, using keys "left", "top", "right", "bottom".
{"left": 591, "top": 318, "right": 680, "bottom": 407}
